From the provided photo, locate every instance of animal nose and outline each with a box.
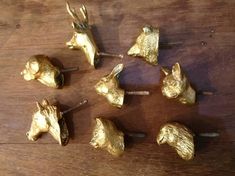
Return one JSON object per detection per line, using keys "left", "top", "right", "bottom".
{"left": 66, "top": 41, "right": 74, "bottom": 49}
{"left": 21, "top": 69, "right": 26, "bottom": 75}
{"left": 156, "top": 135, "right": 164, "bottom": 144}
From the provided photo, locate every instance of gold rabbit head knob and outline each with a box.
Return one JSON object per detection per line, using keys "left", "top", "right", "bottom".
{"left": 157, "top": 122, "right": 195, "bottom": 160}
{"left": 161, "top": 62, "right": 196, "bottom": 104}
{"left": 95, "top": 64, "right": 149, "bottom": 108}
{"left": 95, "top": 64, "right": 125, "bottom": 108}
{"left": 90, "top": 118, "right": 125, "bottom": 156}
{"left": 66, "top": 2, "right": 123, "bottom": 68}
{"left": 21, "top": 55, "right": 64, "bottom": 88}
{"left": 128, "top": 26, "right": 159, "bottom": 65}
{"left": 26, "top": 99, "right": 69, "bottom": 146}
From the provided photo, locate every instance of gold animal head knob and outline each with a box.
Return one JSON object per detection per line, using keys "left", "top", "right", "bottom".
{"left": 157, "top": 122, "right": 195, "bottom": 160}
{"left": 161, "top": 62, "right": 196, "bottom": 104}
{"left": 26, "top": 99, "right": 88, "bottom": 146}
{"left": 128, "top": 26, "right": 159, "bottom": 65}
{"left": 95, "top": 64, "right": 125, "bottom": 108}
{"left": 95, "top": 64, "right": 149, "bottom": 108}
{"left": 66, "top": 2, "right": 123, "bottom": 68}
{"left": 90, "top": 118, "right": 125, "bottom": 156}
{"left": 21, "top": 55, "right": 77, "bottom": 88}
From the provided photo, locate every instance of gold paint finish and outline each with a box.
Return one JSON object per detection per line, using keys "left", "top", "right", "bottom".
{"left": 21, "top": 55, "right": 64, "bottom": 88}
{"left": 157, "top": 122, "right": 195, "bottom": 160}
{"left": 90, "top": 118, "right": 125, "bottom": 156}
{"left": 95, "top": 64, "right": 125, "bottom": 108}
{"left": 128, "top": 26, "right": 159, "bottom": 65}
{"left": 26, "top": 99, "right": 69, "bottom": 146}
{"left": 161, "top": 62, "right": 196, "bottom": 104}
{"left": 66, "top": 2, "right": 123, "bottom": 68}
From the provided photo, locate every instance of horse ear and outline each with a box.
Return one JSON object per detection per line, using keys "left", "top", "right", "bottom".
{"left": 172, "top": 62, "right": 182, "bottom": 81}
{"left": 41, "top": 99, "right": 49, "bottom": 106}
{"left": 36, "top": 102, "right": 43, "bottom": 111}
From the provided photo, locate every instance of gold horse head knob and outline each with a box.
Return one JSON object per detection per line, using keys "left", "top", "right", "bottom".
{"left": 161, "top": 62, "right": 196, "bottom": 104}
{"left": 95, "top": 64, "right": 150, "bottom": 108}
{"left": 157, "top": 122, "right": 195, "bottom": 160}
{"left": 90, "top": 118, "right": 125, "bottom": 156}
{"left": 66, "top": 2, "right": 123, "bottom": 68}
{"left": 128, "top": 26, "right": 159, "bottom": 65}
{"left": 26, "top": 99, "right": 88, "bottom": 146}
{"left": 21, "top": 55, "right": 78, "bottom": 88}
{"left": 26, "top": 99, "right": 69, "bottom": 145}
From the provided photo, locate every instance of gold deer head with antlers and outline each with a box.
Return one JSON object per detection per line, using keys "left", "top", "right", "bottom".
{"left": 66, "top": 2, "right": 123, "bottom": 68}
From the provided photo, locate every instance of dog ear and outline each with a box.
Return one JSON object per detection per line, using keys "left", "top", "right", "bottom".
{"left": 172, "top": 62, "right": 182, "bottom": 81}
{"left": 29, "top": 61, "right": 40, "bottom": 74}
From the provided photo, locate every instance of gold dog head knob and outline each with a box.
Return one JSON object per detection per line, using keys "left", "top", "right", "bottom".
{"left": 21, "top": 55, "right": 77, "bottom": 88}
{"left": 157, "top": 122, "right": 195, "bottom": 160}
{"left": 128, "top": 26, "right": 159, "bottom": 65}
{"left": 95, "top": 64, "right": 149, "bottom": 108}
{"left": 161, "top": 62, "right": 196, "bottom": 104}
{"left": 26, "top": 99, "right": 87, "bottom": 146}
{"left": 90, "top": 118, "right": 125, "bottom": 156}
{"left": 66, "top": 2, "right": 123, "bottom": 68}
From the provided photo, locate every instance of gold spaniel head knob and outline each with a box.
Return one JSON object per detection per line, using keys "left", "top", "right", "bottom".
{"left": 128, "top": 26, "right": 159, "bottom": 65}
{"left": 21, "top": 55, "right": 64, "bottom": 88}
{"left": 66, "top": 2, "right": 123, "bottom": 68}
{"left": 90, "top": 118, "right": 125, "bottom": 156}
{"left": 161, "top": 62, "right": 196, "bottom": 104}
{"left": 26, "top": 99, "right": 69, "bottom": 146}
{"left": 95, "top": 64, "right": 125, "bottom": 108}
{"left": 157, "top": 122, "right": 195, "bottom": 160}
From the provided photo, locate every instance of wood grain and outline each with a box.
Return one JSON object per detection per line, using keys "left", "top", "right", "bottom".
{"left": 0, "top": 0, "right": 234, "bottom": 175}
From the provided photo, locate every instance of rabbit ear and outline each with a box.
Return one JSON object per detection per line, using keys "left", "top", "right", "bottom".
{"left": 110, "top": 64, "right": 124, "bottom": 77}
{"left": 172, "top": 62, "right": 182, "bottom": 81}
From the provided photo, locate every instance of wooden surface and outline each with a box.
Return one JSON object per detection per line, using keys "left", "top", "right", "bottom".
{"left": 0, "top": 0, "right": 235, "bottom": 175}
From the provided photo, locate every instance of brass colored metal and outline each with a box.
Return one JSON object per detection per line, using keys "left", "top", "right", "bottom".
{"left": 94, "top": 64, "right": 149, "bottom": 108}
{"left": 66, "top": 2, "right": 123, "bottom": 68}
{"left": 90, "top": 117, "right": 125, "bottom": 156}
{"left": 157, "top": 122, "right": 195, "bottom": 161}
{"left": 26, "top": 99, "right": 68, "bottom": 145}
{"left": 26, "top": 99, "right": 88, "bottom": 146}
{"left": 161, "top": 62, "right": 196, "bottom": 104}
{"left": 95, "top": 64, "right": 125, "bottom": 108}
{"left": 21, "top": 55, "right": 77, "bottom": 88}
{"left": 128, "top": 26, "right": 159, "bottom": 65}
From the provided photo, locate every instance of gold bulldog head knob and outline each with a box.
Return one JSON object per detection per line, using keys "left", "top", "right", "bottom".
{"left": 161, "top": 62, "right": 196, "bottom": 104}
{"left": 157, "top": 122, "right": 195, "bottom": 160}
{"left": 95, "top": 64, "right": 149, "bottom": 108}
{"left": 21, "top": 55, "right": 78, "bottom": 88}
{"left": 26, "top": 99, "right": 87, "bottom": 146}
{"left": 128, "top": 26, "right": 159, "bottom": 65}
{"left": 66, "top": 2, "right": 123, "bottom": 68}
{"left": 90, "top": 118, "right": 125, "bottom": 156}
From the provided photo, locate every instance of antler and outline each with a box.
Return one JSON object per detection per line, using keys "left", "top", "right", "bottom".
{"left": 66, "top": 2, "right": 88, "bottom": 29}
{"left": 80, "top": 5, "right": 88, "bottom": 24}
